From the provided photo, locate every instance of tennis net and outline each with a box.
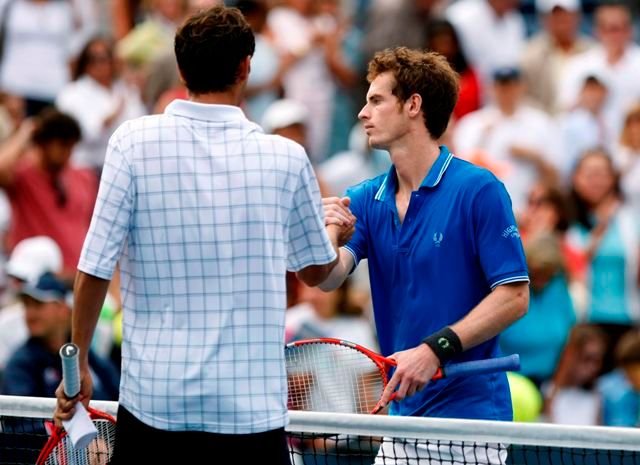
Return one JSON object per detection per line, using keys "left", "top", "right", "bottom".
{"left": 1, "top": 395, "right": 639, "bottom": 464}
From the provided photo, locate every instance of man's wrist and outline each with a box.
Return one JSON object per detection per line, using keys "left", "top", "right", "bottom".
{"left": 421, "top": 327, "right": 463, "bottom": 365}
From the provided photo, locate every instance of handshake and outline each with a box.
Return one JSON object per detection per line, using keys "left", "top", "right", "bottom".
{"left": 323, "top": 197, "right": 356, "bottom": 247}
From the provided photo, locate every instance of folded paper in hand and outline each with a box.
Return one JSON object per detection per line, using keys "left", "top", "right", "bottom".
{"left": 62, "top": 403, "right": 98, "bottom": 449}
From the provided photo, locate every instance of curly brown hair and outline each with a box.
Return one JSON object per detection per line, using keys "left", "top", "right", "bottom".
{"left": 366, "top": 47, "right": 459, "bottom": 139}
{"left": 174, "top": 6, "right": 255, "bottom": 94}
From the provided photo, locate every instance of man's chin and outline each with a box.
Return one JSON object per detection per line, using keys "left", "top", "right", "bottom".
{"left": 368, "top": 137, "right": 386, "bottom": 150}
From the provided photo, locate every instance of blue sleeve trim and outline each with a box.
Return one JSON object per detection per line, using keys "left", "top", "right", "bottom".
{"left": 490, "top": 275, "right": 530, "bottom": 290}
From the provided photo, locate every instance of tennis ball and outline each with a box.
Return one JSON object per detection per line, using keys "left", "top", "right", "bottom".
{"left": 112, "top": 310, "right": 123, "bottom": 347}
{"left": 508, "top": 372, "right": 543, "bottom": 422}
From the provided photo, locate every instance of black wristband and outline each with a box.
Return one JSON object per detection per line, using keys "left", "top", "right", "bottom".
{"left": 422, "top": 327, "right": 463, "bottom": 364}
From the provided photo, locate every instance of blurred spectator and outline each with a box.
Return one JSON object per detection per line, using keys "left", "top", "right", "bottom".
{"left": 557, "top": 74, "right": 611, "bottom": 182}
{"left": 565, "top": 149, "right": 639, "bottom": 328}
{"left": 116, "top": 0, "right": 187, "bottom": 66}
{"left": 0, "top": 0, "right": 98, "bottom": 116}
{"left": 0, "top": 92, "right": 25, "bottom": 142}
{"left": 262, "top": 98, "right": 309, "bottom": 149}
{"left": 318, "top": 122, "right": 390, "bottom": 197}
{"left": 544, "top": 323, "right": 607, "bottom": 425}
{"left": 238, "top": 0, "right": 292, "bottom": 124}
{"left": 262, "top": 98, "right": 330, "bottom": 196}
{"left": 116, "top": 0, "right": 197, "bottom": 109}
{"left": 111, "top": 0, "right": 144, "bottom": 40}
{"left": 0, "top": 272, "right": 119, "bottom": 399}
{"left": 0, "top": 109, "right": 97, "bottom": 280}
{"left": 446, "top": 0, "right": 526, "bottom": 101}
{"left": 558, "top": 2, "right": 640, "bottom": 140}
{"left": 500, "top": 232, "right": 575, "bottom": 388}
{"left": 285, "top": 278, "right": 376, "bottom": 350}
{"left": 453, "top": 66, "right": 562, "bottom": 215}
{"left": 425, "top": 18, "right": 481, "bottom": 121}
{"left": 362, "top": 0, "right": 447, "bottom": 64}
{"left": 56, "top": 36, "right": 146, "bottom": 174}
{"left": 521, "top": 0, "right": 594, "bottom": 114}
{"left": 266, "top": 0, "right": 337, "bottom": 162}
{"left": 598, "top": 328, "right": 640, "bottom": 427}
{"left": 321, "top": 0, "right": 364, "bottom": 156}
{"left": 0, "top": 236, "right": 62, "bottom": 378}
{"left": 613, "top": 103, "right": 640, "bottom": 215}
{"left": 518, "top": 181, "right": 572, "bottom": 242}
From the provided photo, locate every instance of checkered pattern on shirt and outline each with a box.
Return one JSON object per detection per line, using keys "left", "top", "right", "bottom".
{"left": 78, "top": 101, "right": 336, "bottom": 434}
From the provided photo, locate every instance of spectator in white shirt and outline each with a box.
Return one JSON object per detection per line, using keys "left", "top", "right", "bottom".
{"left": 56, "top": 37, "right": 146, "bottom": 174}
{"left": 446, "top": 0, "right": 527, "bottom": 101}
{"left": 521, "top": 0, "right": 594, "bottom": 114}
{"left": 558, "top": 2, "right": 640, "bottom": 141}
{"left": 557, "top": 74, "right": 611, "bottom": 183}
{"left": 613, "top": 103, "right": 640, "bottom": 215}
{"left": 0, "top": 0, "right": 98, "bottom": 116}
{"left": 454, "top": 66, "right": 562, "bottom": 216}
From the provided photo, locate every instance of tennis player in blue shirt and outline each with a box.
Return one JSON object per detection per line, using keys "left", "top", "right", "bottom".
{"left": 322, "top": 47, "right": 530, "bottom": 458}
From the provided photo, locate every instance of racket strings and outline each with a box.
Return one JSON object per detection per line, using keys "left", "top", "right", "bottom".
{"left": 286, "top": 343, "right": 386, "bottom": 414}
{"left": 42, "top": 419, "right": 116, "bottom": 465}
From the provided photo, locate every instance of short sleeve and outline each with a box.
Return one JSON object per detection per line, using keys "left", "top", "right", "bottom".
{"left": 472, "top": 180, "right": 529, "bottom": 288}
{"left": 343, "top": 183, "right": 369, "bottom": 266}
{"left": 286, "top": 156, "right": 336, "bottom": 271}
{"left": 77, "top": 127, "right": 135, "bottom": 279}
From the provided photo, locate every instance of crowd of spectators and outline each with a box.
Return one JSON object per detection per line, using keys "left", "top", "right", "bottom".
{"left": 0, "top": 0, "right": 638, "bottom": 427}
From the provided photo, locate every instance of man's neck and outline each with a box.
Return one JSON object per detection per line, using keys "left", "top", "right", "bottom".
{"left": 390, "top": 136, "right": 441, "bottom": 195}
{"left": 188, "top": 88, "right": 243, "bottom": 107}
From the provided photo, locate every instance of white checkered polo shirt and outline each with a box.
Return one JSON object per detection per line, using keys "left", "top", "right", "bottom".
{"left": 78, "top": 100, "right": 336, "bottom": 433}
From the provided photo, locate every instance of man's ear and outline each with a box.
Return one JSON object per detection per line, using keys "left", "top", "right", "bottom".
{"left": 177, "top": 65, "right": 186, "bottom": 86}
{"left": 237, "top": 55, "right": 251, "bottom": 83}
{"left": 407, "top": 93, "right": 423, "bottom": 118}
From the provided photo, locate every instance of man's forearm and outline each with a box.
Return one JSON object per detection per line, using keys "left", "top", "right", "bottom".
{"left": 450, "top": 282, "right": 529, "bottom": 351}
{"left": 318, "top": 248, "right": 354, "bottom": 291}
{"left": 72, "top": 271, "right": 111, "bottom": 368}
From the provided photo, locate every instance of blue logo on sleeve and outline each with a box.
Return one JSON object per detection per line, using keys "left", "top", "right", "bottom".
{"left": 501, "top": 225, "right": 520, "bottom": 238}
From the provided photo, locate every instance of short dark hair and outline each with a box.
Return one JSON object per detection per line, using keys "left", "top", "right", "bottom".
{"left": 366, "top": 47, "right": 459, "bottom": 139}
{"left": 73, "top": 36, "right": 113, "bottom": 81}
{"left": 615, "top": 329, "right": 640, "bottom": 367}
{"left": 174, "top": 6, "right": 255, "bottom": 94}
{"left": 32, "top": 109, "right": 81, "bottom": 145}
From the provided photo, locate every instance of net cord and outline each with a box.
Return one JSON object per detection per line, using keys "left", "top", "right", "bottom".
{"left": 2, "top": 395, "right": 639, "bottom": 452}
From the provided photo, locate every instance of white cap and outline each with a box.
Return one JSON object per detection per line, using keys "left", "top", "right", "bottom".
{"left": 536, "top": 0, "right": 580, "bottom": 13}
{"left": 6, "top": 236, "right": 63, "bottom": 283}
{"left": 261, "top": 99, "right": 309, "bottom": 134}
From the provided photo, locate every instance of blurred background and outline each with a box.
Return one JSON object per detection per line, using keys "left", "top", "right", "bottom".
{"left": 0, "top": 0, "right": 638, "bottom": 428}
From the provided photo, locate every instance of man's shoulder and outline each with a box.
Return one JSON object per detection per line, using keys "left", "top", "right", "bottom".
{"left": 345, "top": 172, "right": 387, "bottom": 200}
{"left": 448, "top": 155, "right": 500, "bottom": 188}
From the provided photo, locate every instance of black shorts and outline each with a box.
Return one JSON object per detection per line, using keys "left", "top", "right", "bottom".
{"left": 109, "top": 405, "right": 291, "bottom": 464}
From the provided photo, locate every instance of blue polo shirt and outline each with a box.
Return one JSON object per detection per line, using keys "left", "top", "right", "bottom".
{"left": 344, "top": 146, "right": 529, "bottom": 421}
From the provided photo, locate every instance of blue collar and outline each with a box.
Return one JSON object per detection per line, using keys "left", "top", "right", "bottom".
{"left": 165, "top": 100, "right": 249, "bottom": 123}
{"left": 374, "top": 146, "right": 454, "bottom": 201}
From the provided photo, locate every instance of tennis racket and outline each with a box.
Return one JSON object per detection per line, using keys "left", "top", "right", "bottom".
{"left": 285, "top": 338, "right": 520, "bottom": 415}
{"left": 36, "top": 343, "right": 117, "bottom": 465}
{"left": 36, "top": 407, "right": 116, "bottom": 465}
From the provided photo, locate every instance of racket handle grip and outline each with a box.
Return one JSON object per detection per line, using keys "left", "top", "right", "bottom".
{"left": 59, "top": 343, "right": 81, "bottom": 398}
{"left": 442, "top": 354, "right": 520, "bottom": 378}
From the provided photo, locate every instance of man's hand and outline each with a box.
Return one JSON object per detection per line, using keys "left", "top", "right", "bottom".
{"left": 53, "top": 367, "right": 93, "bottom": 427}
{"left": 323, "top": 197, "right": 356, "bottom": 247}
{"left": 379, "top": 344, "right": 440, "bottom": 408}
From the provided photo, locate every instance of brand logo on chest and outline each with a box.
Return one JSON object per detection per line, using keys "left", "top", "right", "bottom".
{"left": 433, "top": 232, "right": 443, "bottom": 247}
